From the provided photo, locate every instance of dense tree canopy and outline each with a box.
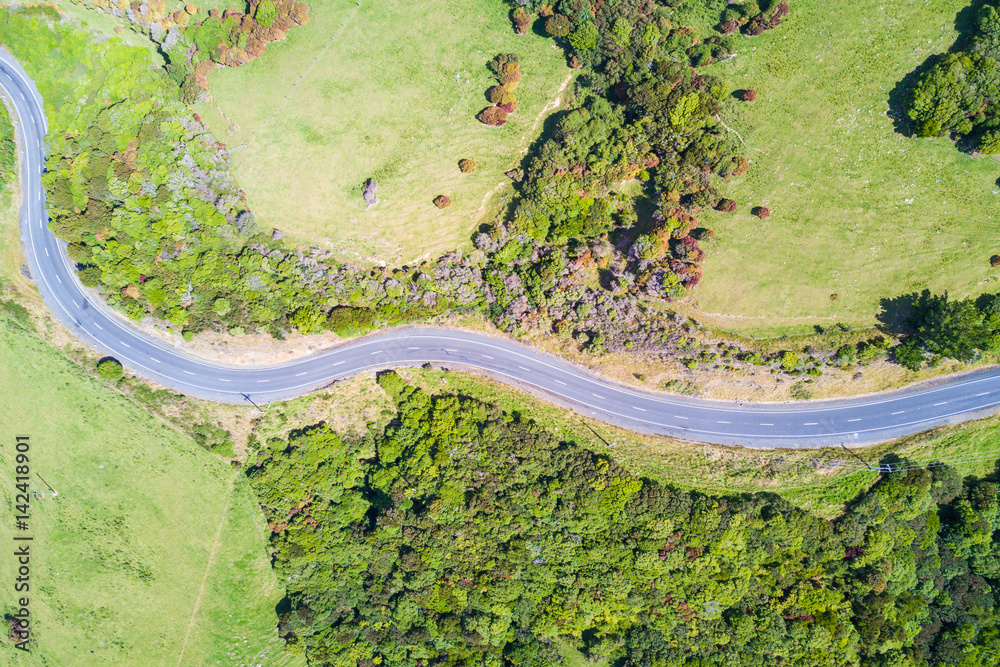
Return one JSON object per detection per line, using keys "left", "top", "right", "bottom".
{"left": 247, "top": 372, "right": 1000, "bottom": 666}
{"left": 904, "top": 2, "right": 1000, "bottom": 153}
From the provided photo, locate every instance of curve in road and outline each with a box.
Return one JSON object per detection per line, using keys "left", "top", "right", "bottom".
{"left": 5, "top": 49, "right": 1000, "bottom": 449}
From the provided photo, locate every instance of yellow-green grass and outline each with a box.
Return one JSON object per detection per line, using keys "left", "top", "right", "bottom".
{"left": 393, "top": 366, "right": 1000, "bottom": 519}
{"left": 0, "top": 315, "right": 299, "bottom": 665}
{"left": 195, "top": 0, "right": 571, "bottom": 264}
{"left": 692, "top": 0, "right": 1000, "bottom": 336}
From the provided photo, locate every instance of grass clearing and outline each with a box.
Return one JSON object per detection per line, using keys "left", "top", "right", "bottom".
{"left": 693, "top": 0, "right": 1000, "bottom": 336}
{"left": 195, "top": 0, "right": 571, "bottom": 264}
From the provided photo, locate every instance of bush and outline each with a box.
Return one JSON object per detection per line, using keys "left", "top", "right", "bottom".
{"left": 740, "top": 89, "right": 757, "bottom": 102}
{"left": 715, "top": 198, "right": 736, "bottom": 213}
{"left": 992, "top": 255, "right": 1000, "bottom": 268}
{"left": 753, "top": 206, "right": 771, "bottom": 220}
{"left": 458, "top": 159, "right": 477, "bottom": 173}
{"left": 732, "top": 156, "right": 750, "bottom": 177}
{"left": 96, "top": 357, "right": 124, "bottom": 382}
{"left": 433, "top": 195, "right": 451, "bottom": 208}
{"left": 327, "top": 306, "right": 377, "bottom": 337}
{"left": 512, "top": 8, "right": 530, "bottom": 35}
{"left": 254, "top": 0, "right": 277, "bottom": 28}
{"left": 544, "top": 14, "right": 571, "bottom": 37}
{"left": 779, "top": 350, "right": 799, "bottom": 371}
{"left": 499, "top": 69, "right": 521, "bottom": 90}
{"left": 487, "top": 85, "right": 506, "bottom": 104}
{"left": 477, "top": 106, "right": 509, "bottom": 126}
{"left": 191, "top": 422, "right": 234, "bottom": 457}
{"left": 498, "top": 100, "right": 519, "bottom": 114}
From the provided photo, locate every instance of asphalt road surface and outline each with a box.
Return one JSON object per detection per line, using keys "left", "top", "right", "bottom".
{"left": 5, "top": 49, "right": 1000, "bottom": 449}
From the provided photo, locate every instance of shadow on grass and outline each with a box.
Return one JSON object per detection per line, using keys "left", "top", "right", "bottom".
{"left": 876, "top": 292, "right": 918, "bottom": 334}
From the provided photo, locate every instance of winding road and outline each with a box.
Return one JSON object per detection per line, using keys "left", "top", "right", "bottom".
{"left": 5, "top": 50, "right": 1000, "bottom": 449}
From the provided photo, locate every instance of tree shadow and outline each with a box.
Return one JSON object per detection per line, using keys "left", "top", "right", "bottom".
{"left": 952, "top": 0, "right": 992, "bottom": 51}
{"left": 886, "top": 54, "right": 941, "bottom": 138}
{"left": 876, "top": 291, "right": 921, "bottom": 334}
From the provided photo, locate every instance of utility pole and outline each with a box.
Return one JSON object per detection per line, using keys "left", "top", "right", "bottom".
{"left": 242, "top": 393, "right": 269, "bottom": 415}
{"left": 841, "top": 443, "right": 877, "bottom": 471}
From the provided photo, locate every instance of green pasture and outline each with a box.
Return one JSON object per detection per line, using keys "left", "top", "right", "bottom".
{"left": 195, "top": 0, "right": 571, "bottom": 264}
{"left": 696, "top": 0, "right": 1000, "bottom": 335}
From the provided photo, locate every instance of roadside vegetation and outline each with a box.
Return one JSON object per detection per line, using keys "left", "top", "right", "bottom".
{"left": 245, "top": 370, "right": 1000, "bottom": 665}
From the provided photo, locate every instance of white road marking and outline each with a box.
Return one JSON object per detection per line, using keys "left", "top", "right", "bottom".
{"left": 848, "top": 418, "right": 861, "bottom": 422}
{"left": 444, "top": 348, "right": 458, "bottom": 352}
{"left": 93, "top": 322, "right": 102, "bottom": 330}
{"left": 120, "top": 342, "right": 130, "bottom": 348}
{"left": 593, "top": 394, "right": 604, "bottom": 399}
{"left": 760, "top": 423, "right": 773, "bottom": 426}
{"left": 717, "top": 420, "right": 731, "bottom": 424}
{"left": 675, "top": 415, "right": 688, "bottom": 420}
{"left": 977, "top": 392, "right": 990, "bottom": 397}
{"left": 634, "top": 406, "right": 646, "bottom": 411}
{"left": 183, "top": 370, "right": 195, "bottom": 375}
{"left": 55, "top": 275, "right": 61, "bottom": 283}
{"left": 482, "top": 355, "right": 493, "bottom": 360}
{"left": 407, "top": 346, "right": 420, "bottom": 350}
{"left": 370, "top": 350, "right": 382, "bottom": 355}
{"left": 150, "top": 357, "right": 160, "bottom": 363}
{"left": 554, "top": 379, "right": 567, "bottom": 386}
{"left": 804, "top": 422, "right": 818, "bottom": 426}
{"left": 43, "top": 246, "right": 48, "bottom": 256}
{"left": 333, "top": 361, "right": 345, "bottom": 366}
{"left": 891, "top": 410, "right": 905, "bottom": 415}
{"left": 219, "top": 378, "right": 231, "bottom": 382}
{"left": 518, "top": 365, "right": 530, "bottom": 371}
{"left": 72, "top": 300, "right": 80, "bottom": 308}
{"left": 295, "top": 372, "right": 307, "bottom": 377}
{"left": 934, "top": 401, "right": 948, "bottom": 406}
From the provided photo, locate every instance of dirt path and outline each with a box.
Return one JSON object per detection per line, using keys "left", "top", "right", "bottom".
{"left": 523, "top": 68, "right": 574, "bottom": 148}
{"left": 175, "top": 475, "right": 236, "bottom": 666}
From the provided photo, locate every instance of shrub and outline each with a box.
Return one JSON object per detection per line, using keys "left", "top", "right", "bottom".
{"left": 980, "top": 130, "right": 1000, "bottom": 155}
{"left": 499, "top": 69, "right": 521, "bottom": 90}
{"left": 753, "top": 206, "right": 771, "bottom": 220}
{"left": 433, "top": 195, "right": 451, "bottom": 208}
{"left": 779, "top": 350, "right": 799, "bottom": 371}
{"left": 487, "top": 53, "right": 519, "bottom": 77}
{"left": 254, "top": 0, "right": 277, "bottom": 28}
{"left": 477, "top": 106, "right": 509, "bottom": 126}
{"left": 715, "top": 198, "right": 736, "bottom": 213}
{"left": 719, "top": 19, "right": 739, "bottom": 34}
{"left": 544, "top": 14, "right": 571, "bottom": 37}
{"left": 512, "top": 8, "right": 530, "bottom": 35}
{"left": 498, "top": 100, "right": 518, "bottom": 114}
{"left": 327, "top": 306, "right": 377, "bottom": 337}
{"left": 96, "top": 357, "right": 124, "bottom": 382}
{"left": 992, "top": 255, "right": 1000, "bottom": 268}
{"left": 487, "top": 85, "right": 506, "bottom": 104}
{"left": 740, "top": 89, "right": 757, "bottom": 102}
{"left": 732, "top": 156, "right": 750, "bottom": 177}
{"left": 458, "top": 159, "right": 477, "bottom": 174}
{"left": 191, "top": 422, "right": 234, "bottom": 457}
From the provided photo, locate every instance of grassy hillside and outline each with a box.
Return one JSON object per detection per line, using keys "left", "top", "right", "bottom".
{"left": 0, "top": 312, "right": 300, "bottom": 665}
{"left": 195, "top": 0, "right": 571, "bottom": 264}
{"left": 694, "top": 0, "right": 1000, "bottom": 335}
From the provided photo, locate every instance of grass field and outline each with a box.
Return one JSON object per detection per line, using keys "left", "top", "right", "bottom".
{"left": 0, "top": 314, "right": 299, "bottom": 664}
{"left": 194, "top": 0, "right": 571, "bottom": 264}
{"left": 693, "top": 0, "right": 1000, "bottom": 335}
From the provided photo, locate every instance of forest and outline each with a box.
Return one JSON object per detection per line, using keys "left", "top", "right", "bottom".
{"left": 246, "top": 371, "right": 1000, "bottom": 666}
